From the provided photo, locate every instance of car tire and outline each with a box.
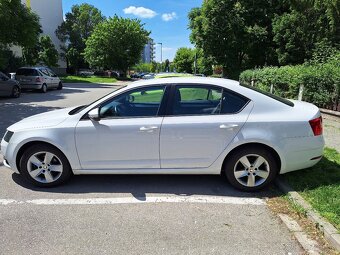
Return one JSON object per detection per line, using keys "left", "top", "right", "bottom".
{"left": 11, "top": 85, "right": 21, "bottom": 98}
{"left": 41, "top": 84, "right": 47, "bottom": 93}
{"left": 57, "top": 82, "right": 63, "bottom": 90}
{"left": 19, "top": 144, "right": 72, "bottom": 187}
{"left": 224, "top": 146, "right": 278, "bottom": 192}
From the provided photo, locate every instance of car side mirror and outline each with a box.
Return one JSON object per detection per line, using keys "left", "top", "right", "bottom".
{"left": 88, "top": 108, "right": 100, "bottom": 121}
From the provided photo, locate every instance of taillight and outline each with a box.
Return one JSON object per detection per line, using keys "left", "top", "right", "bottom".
{"left": 309, "top": 117, "right": 322, "bottom": 136}
{"left": 36, "top": 77, "right": 42, "bottom": 82}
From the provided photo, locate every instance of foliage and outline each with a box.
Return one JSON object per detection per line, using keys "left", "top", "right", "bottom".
{"left": 173, "top": 47, "right": 195, "bottom": 73}
{"left": 84, "top": 16, "right": 150, "bottom": 76}
{"left": 164, "top": 59, "right": 170, "bottom": 72}
{"left": 239, "top": 53, "right": 340, "bottom": 109}
{"left": 0, "top": 0, "right": 41, "bottom": 48}
{"left": 272, "top": 0, "right": 340, "bottom": 65}
{"left": 0, "top": 46, "right": 24, "bottom": 72}
{"left": 195, "top": 48, "right": 213, "bottom": 76}
{"left": 188, "top": 0, "right": 285, "bottom": 79}
{"left": 132, "top": 62, "right": 153, "bottom": 73}
{"left": 23, "top": 36, "right": 59, "bottom": 67}
{"left": 56, "top": 3, "right": 105, "bottom": 70}
{"left": 285, "top": 148, "right": 340, "bottom": 230}
{"left": 60, "top": 75, "right": 117, "bottom": 84}
{"left": 38, "top": 36, "right": 59, "bottom": 67}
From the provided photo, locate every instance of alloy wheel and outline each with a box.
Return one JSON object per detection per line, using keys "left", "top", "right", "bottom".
{"left": 233, "top": 154, "right": 270, "bottom": 188}
{"left": 27, "top": 151, "right": 63, "bottom": 183}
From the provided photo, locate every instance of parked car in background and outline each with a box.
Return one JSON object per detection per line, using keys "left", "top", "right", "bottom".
{"left": 16, "top": 67, "right": 62, "bottom": 93}
{"left": 1, "top": 77, "right": 324, "bottom": 191}
{"left": 78, "top": 69, "right": 94, "bottom": 77}
{"left": 0, "top": 71, "right": 21, "bottom": 98}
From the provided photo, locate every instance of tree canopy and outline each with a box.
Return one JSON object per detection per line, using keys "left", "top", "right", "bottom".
{"left": 56, "top": 3, "right": 105, "bottom": 70}
{"left": 84, "top": 16, "right": 150, "bottom": 76}
{"left": 173, "top": 47, "right": 195, "bottom": 73}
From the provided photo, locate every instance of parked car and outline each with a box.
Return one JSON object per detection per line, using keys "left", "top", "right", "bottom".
{"left": 78, "top": 69, "right": 94, "bottom": 77}
{"left": 16, "top": 67, "right": 62, "bottom": 93}
{"left": 1, "top": 77, "right": 324, "bottom": 191}
{"left": 0, "top": 71, "right": 21, "bottom": 98}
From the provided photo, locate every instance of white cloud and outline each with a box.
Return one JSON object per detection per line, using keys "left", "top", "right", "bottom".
{"left": 123, "top": 6, "right": 157, "bottom": 19}
{"left": 162, "top": 12, "right": 177, "bottom": 22}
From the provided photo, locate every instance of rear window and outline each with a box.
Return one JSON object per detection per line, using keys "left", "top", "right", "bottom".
{"left": 242, "top": 85, "right": 294, "bottom": 107}
{"left": 16, "top": 68, "right": 39, "bottom": 76}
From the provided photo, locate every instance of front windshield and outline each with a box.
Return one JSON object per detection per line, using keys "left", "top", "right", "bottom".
{"left": 68, "top": 85, "right": 127, "bottom": 115}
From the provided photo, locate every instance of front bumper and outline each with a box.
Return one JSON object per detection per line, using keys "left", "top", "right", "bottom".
{"left": 0, "top": 138, "right": 19, "bottom": 174}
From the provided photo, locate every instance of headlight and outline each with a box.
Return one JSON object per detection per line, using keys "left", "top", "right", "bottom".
{"left": 3, "top": 131, "right": 14, "bottom": 142}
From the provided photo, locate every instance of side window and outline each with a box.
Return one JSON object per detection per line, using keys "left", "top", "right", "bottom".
{"left": 47, "top": 69, "right": 56, "bottom": 77}
{"left": 40, "top": 69, "right": 50, "bottom": 76}
{"left": 220, "top": 90, "right": 249, "bottom": 114}
{"left": 99, "top": 86, "right": 165, "bottom": 118}
{"left": 172, "top": 85, "right": 223, "bottom": 115}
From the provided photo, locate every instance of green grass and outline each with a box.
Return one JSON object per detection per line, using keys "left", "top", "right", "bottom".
{"left": 285, "top": 148, "right": 340, "bottom": 230}
{"left": 60, "top": 75, "right": 117, "bottom": 83}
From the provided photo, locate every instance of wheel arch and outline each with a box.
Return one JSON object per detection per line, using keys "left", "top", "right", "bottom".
{"left": 16, "top": 141, "right": 71, "bottom": 173}
{"left": 221, "top": 142, "right": 282, "bottom": 175}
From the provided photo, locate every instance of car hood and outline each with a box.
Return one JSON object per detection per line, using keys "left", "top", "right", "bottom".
{"left": 8, "top": 107, "right": 76, "bottom": 132}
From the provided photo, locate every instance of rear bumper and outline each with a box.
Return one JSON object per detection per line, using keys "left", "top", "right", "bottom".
{"left": 20, "top": 83, "right": 43, "bottom": 89}
{"left": 279, "top": 135, "right": 325, "bottom": 174}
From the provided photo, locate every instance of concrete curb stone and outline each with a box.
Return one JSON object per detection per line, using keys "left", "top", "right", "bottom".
{"left": 320, "top": 108, "right": 340, "bottom": 118}
{"left": 276, "top": 177, "right": 340, "bottom": 252}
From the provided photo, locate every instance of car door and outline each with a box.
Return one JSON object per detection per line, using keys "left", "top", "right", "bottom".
{"left": 47, "top": 69, "right": 58, "bottom": 87}
{"left": 75, "top": 85, "right": 168, "bottom": 170}
{"left": 0, "top": 72, "right": 10, "bottom": 96}
{"left": 40, "top": 68, "right": 53, "bottom": 87}
{"left": 160, "top": 84, "right": 253, "bottom": 169}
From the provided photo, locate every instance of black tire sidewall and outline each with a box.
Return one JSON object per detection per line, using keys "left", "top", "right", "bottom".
{"left": 19, "top": 144, "right": 72, "bottom": 187}
{"left": 224, "top": 146, "right": 278, "bottom": 192}
{"left": 41, "top": 84, "right": 47, "bottom": 93}
{"left": 12, "top": 86, "right": 20, "bottom": 98}
{"left": 57, "top": 82, "right": 63, "bottom": 90}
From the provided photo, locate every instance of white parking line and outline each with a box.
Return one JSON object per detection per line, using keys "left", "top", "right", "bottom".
{"left": 0, "top": 196, "right": 265, "bottom": 206}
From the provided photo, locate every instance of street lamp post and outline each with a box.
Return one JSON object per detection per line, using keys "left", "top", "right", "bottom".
{"left": 157, "top": 42, "right": 162, "bottom": 72}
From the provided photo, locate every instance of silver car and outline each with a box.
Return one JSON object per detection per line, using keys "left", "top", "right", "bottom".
{"left": 16, "top": 67, "right": 63, "bottom": 93}
{"left": 0, "top": 71, "right": 21, "bottom": 98}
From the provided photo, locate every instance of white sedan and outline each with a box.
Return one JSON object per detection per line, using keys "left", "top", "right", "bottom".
{"left": 1, "top": 77, "right": 324, "bottom": 191}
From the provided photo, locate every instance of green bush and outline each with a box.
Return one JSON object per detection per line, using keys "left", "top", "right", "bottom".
{"left": 239, "top": 55, "right": 340, "bottom": 110}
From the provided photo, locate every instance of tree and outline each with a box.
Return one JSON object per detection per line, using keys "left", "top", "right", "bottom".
{"left": 38, "top": 36, "right": 59, "bottom": 67}
{"left": 23, "top": 36, "right": 59, "bottom": 67}
{"left": 56, "top": 3, "right": 105, "bottom": 70}
{"left": 194, "top": 49, "right": 213, "bottom": 76}
{"left": 173, "top": 48, "right": 195, "bottom": 73}
{"left": 84, "top": 16, "right": 150, "bottom": 76}
{"left": 273, "top": 0, "right": 340, "bottom": 65}
{"left": 164, "top": 59, "right": 170, "bottom": 72}
{"left": 0, "top": 0, "right": 41, "bottom": 48}
{"left": 188, "top": 0, "right": 286, "bottom": 78}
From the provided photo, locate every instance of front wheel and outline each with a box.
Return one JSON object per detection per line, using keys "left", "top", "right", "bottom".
{"left": 19, "top": 144, "right": 72, "bottom": 187}
{"left": 11, "top": 85, "right": 21, "bottom": 98}
{"left": 224, "top": 146, "right": 278, "bottom": 192}
{"left": 41, "top": 84, "right": 47, "bottom": 93}
{"left": 57, "top": 82, "right": 63, "bottom": 90}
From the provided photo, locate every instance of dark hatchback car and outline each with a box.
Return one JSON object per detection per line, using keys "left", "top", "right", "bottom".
{"left": 0, "top": 71, "right": 21, "bottom": 98}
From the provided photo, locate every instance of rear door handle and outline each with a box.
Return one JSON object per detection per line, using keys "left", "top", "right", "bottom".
{"left": 219, "top": 124, "right": 239, "bottom": 129}
{"left": 139, "top": 126, "right": 159, "bottom": 132}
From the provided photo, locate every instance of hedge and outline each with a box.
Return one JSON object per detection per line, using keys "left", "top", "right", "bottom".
{"left": 239, "top": 56, "right": 340, "bottom": 110}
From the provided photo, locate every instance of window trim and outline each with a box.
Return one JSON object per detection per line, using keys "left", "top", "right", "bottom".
{"left": 164, "top": 84, "right": 250, "bottom": 117}
{"left": 81, "top": 84, "right": 170, "bottom": 120}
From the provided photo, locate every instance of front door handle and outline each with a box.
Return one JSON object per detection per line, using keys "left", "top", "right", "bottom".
{"left": 220, "top": 124, "right": 239, "bottom": 129}
{"left": 139, "top": 126, "right": 159, "bottom": 132}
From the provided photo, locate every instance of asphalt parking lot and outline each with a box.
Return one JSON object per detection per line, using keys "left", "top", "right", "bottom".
{"left": 0, "top": 83, "right": 303, "bottom": 254}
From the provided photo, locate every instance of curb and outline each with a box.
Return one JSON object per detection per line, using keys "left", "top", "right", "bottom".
{"left": 276, "top": 177, "right": 340, "bottom": 252}
{"left": 320, "top": 108, "right": 340, "bottom": 118}
{"left": 278, "top": 214, "right": 321, "bottom": 255}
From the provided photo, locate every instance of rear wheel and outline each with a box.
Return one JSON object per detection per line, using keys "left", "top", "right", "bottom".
{"left": 11, "top": 85, "right": 21, "bottom": 98}
{"left": 224, "top": 146, "right": 278, "bottom": 191}
{"left": 19, "top": 144, "right": 72, "bottom": 187}
{"left": 41, "top": 84, "right": 47, "bottom": 93}
{"left": 57, "top": 82, "right": 63, "bottom": 90}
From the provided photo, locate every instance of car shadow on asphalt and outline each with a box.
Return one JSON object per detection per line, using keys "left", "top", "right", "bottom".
{"left": 11, "top": 173, "right": 280, "bottom": 200}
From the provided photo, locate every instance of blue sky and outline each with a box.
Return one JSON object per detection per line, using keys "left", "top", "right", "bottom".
{"left": 62, "top": 0, "right": 203, "bottom": 61}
